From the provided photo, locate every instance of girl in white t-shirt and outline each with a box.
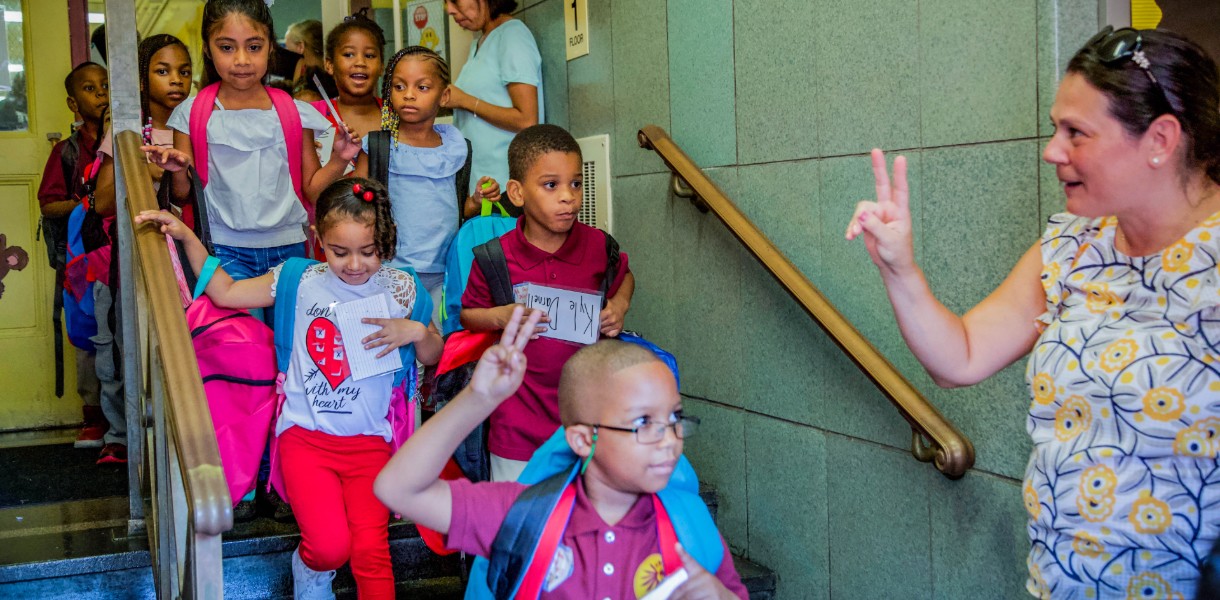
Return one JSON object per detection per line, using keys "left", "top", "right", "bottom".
{"left": 136, "top": 177, "right": 443, "bottom": 599}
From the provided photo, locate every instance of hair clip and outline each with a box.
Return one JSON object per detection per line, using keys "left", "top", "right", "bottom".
{"left": 1131, "top": 50, "right": 1151, "bottom": 70}
{"left": 362, "top": 191, "right": 375, "bottom": 202}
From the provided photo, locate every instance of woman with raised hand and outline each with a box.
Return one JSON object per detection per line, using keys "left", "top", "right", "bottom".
{"left": 847, "top": 28, "right": 1220, "bottom": 599}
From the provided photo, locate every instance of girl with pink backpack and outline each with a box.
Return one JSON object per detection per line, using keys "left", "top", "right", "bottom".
{"left": 137, "top": 177, "right": 443, "bottom": 599}
{"left": 146, "top": 0, "right": 359, "bottom": 284}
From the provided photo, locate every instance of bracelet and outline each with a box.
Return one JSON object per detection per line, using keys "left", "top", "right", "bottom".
{"left": 473, "top": 98, "right": 480, "bottom": 118}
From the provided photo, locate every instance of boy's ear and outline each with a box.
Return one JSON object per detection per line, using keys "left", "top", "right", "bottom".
{"left": 565, "top": 425, "right": 594, "bottom": 459}
{"left": 66, "top": 95, "right": 79, "bottom": 115}
{"left": 506, "top": 179, "right": 525, "bottom": 208}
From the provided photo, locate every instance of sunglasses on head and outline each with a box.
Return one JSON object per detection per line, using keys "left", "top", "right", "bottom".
{"left": 1084, "top": 26, "right": 1176, "bottom": 114}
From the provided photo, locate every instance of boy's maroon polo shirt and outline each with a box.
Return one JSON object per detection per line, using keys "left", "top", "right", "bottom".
{"left": 462, "top": 219, "right": 629, "bottom": 460}
{"left": 446, "top": 478, "right": 749, "bottom": 599}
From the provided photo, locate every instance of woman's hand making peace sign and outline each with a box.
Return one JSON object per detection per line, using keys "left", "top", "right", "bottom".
{"left": 845, "top": 149, "right": 916, "bottom": 277}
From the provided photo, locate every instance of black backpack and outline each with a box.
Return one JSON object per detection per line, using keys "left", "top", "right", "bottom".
{"left": 429, "top": 230, "right": 621, "bottom": 482}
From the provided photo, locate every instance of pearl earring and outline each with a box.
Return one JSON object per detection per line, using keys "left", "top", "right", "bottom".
{"left": 1152, "top": 157, "right": 1161, "bottom": 165}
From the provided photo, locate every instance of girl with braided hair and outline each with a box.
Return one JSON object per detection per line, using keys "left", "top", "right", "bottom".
{"left": 353, "top": 45, "right": 501, "bottom": 325}
{"left": 136, "top": 176, "right": 443, "bottom": 599}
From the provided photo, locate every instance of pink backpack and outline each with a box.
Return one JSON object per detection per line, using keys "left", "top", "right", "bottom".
{"left": 175, "top": 253, "right": 279, "bottom": 507}
{"left": 188, "top": 83, "right": 314, "bottom": 237}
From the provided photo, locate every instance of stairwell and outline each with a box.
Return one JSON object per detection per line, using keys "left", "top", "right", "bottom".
{"left": 0, "top": 484, "right": 776, "bottom": 599}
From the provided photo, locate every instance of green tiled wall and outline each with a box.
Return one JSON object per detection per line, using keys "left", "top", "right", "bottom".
{"left": 518, "top": 0, "right": 1098, "bottom": 596}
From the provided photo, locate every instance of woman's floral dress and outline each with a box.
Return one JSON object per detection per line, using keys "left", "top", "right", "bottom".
{"left": 1025, "top": 212, "right": 1220, "bottom": 599}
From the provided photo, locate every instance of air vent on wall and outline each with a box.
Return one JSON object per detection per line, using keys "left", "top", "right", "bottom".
{"left": 575, "top": 134, "right": 611, "bottom": 233}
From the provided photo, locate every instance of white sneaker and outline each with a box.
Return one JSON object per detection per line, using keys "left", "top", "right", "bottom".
{"left": 292, "top": 546, "right": 336, "bottom": 600}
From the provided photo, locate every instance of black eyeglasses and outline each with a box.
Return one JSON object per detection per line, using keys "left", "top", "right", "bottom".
{"left": 582, "top": 415, "right": 700, "bottom": 445}
{"left": 1084, "top": 26, "right": 1175, "bottom": 114}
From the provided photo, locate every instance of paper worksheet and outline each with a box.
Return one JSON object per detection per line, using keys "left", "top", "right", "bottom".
{"left": 334, "top": 294, "right": 403, "bottom": 381}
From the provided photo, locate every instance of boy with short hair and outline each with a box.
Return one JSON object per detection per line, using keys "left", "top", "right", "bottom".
{"left": 375, "top": 309, "right": 748, "bottom": 599}
{"left": 460, "top": 124, "right": 635, "bottom": 482}
{"left": 38, "top": 62, "right": 109, "bottom": 449}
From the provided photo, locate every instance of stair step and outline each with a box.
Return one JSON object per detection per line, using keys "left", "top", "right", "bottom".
{"left": 0, "top": 488, "right": 773, "bottom": 599}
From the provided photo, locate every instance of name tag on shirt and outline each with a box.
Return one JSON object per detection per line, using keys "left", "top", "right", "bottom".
{"left": 514, "top": 282, "right": 601, "bottom": 346}
{"left": 334, "top": 295, "right": 403, "bottom": 380}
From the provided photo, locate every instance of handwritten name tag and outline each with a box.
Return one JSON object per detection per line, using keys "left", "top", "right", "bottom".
{"left": 513, "top": 283, "right": 601, "bottom": 345}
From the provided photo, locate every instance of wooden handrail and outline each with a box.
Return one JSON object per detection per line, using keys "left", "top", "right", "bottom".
{"left": 637, "top": 125, "right": 974, "bottom": 479}
{"left": 115, "top": 130, "right": 233, "bottom": 533}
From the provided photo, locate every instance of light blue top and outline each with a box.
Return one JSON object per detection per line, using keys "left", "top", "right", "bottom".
{"left": 167, "top": 96, "right": 330, "bottom": 248}
{"left": 363, "top": 123, "right": 467, "bottom": 274}
{"left": 453, "top": 19, "right": 543, "bottom": 193}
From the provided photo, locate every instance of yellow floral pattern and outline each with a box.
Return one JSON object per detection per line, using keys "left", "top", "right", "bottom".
{"left": 1026, "top": 213, "right": 1220, "bottom": 599}
{"left": 1072, "top": 532, "right": 1105, "bottom": 558}
{"left": 1032, "top": 373, "right": 1056, "bottom": 405}
{"left": 1084, "top": 281, "right": 1124, "bottom": 314}
{"left": 1142, "top": 387, "right": 1186, "bottom": 421}
{"left": 1126, "top": 572, "right": 1184, "bottom": 600}
{"left": 1161, "top": 240, "right": 1194, "bottom": 272}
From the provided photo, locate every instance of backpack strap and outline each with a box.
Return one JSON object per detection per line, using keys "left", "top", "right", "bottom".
{"left": 473, "top": 238, "right": 515, "bottom": 307}
{"left": 368, "top": 130, "right": 392, "bottom": 190}
{"left": 656, "top": 486, "right": 724, "bottom": 575}
{"left": 456, "top": 138, "right": 473, "bottom": 220}
{"left": 190, "top": 84, "right": 305, "bottom": 209}
{"left": 189, "top": 83, "right": 221, "bottom": 187}
{"left": 193, "top": 255, "right": 221, "bottom": 300}
{"left": 600, "top": 230, "right": 620, "bottom": 306}
{"left": 480, "top": 200, "right": 510, "bottom": 218}
{"left": 390, "top": 266, "right": 434, "bottom": 390}
{"left": 487, "top": 466, "right": 581, "bottom": 600}
{"left": 272, "top": 257, "right": 317, "bottom": 373}
{"left": 266, "top": 87, "right": 306, "bottom": 207}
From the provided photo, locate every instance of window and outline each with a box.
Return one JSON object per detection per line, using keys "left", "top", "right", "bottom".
{"left": 0, "top": 0, "right": 27, "bottom": 132}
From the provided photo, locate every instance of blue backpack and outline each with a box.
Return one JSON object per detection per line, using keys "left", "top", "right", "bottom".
{"left": 61, "top": 202, "right": 97, "bottom": 351}
{"left": 441, "top": 201, "right": 517, "bottom": 335}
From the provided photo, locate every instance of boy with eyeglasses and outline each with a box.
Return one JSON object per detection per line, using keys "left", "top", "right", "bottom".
{"left": 375, "top": 309, "right": 748, "bottom": 599}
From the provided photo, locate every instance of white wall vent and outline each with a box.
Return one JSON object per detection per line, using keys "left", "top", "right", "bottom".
{"left": 575, "top": 134, "right": 612, "bottom": 233}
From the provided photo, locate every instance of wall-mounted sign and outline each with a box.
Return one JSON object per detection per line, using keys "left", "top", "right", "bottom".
{"left": 564, "top": 0, "right": 589, "bottom": 61}
{"left": 406, "top": 0, "right": 447, "bottom": 60}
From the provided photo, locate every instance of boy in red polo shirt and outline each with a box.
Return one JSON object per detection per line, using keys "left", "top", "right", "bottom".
{"left": 38, "top": 62, "right": 109, "bottom": 450}
{"left": 375, "top": 311, "right": 748, "bottom": 599}
{"left": 460, "top": 124, "right": 635, "bottom": 482}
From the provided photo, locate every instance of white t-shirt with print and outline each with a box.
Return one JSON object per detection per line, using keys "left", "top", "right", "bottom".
{"left": 271, "top": 262, "right": 418, "bottom": 442}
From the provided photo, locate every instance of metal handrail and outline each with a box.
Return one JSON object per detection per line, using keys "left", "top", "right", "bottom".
{"left": 115, "top": 130, "right": 232, "bottom": 534}
{"left": 637, "top": 125, "right": 975, "bottom": 479}
{"left": 115, "top": 129, "right": 232, "bottom": 597}
{"left": 106, "top": 0, "right": 231, "bottom": 594}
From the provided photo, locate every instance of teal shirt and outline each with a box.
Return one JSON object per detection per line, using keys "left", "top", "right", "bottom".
{"left": 453, "top": 19, "right": 544, "bottom": 194}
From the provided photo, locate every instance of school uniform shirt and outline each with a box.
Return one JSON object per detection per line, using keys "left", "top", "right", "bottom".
{"left": 270, "top": 262, "right": 419, "bottom": 442}
{"left": 361, "top": 124, "right": 466, "bottom": 274}
{"left": 453, "top": 18, "right": 543, "bottom": 195}
{"left": 446, "top": 477, "right": 749, "bottom": 599}
{"left": 461, "top": 220, "right": 629, "bottom": 460}
{"left": 166, "top": 96, "right": 331, "bottom": 248}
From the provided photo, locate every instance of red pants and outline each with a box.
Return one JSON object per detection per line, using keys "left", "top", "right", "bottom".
{"left": 279, "top": 427, "right": 394, "bottom": 598}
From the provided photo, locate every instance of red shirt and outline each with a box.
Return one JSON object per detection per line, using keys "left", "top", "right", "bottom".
{"left": 446, "top": 477, "right": 749, "bottom": 599}
{"left": 38, "top": 128, "right": 99, "bottom": 209}
{"left": 461, "top": 220, "right": 629, "bottom": 460}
